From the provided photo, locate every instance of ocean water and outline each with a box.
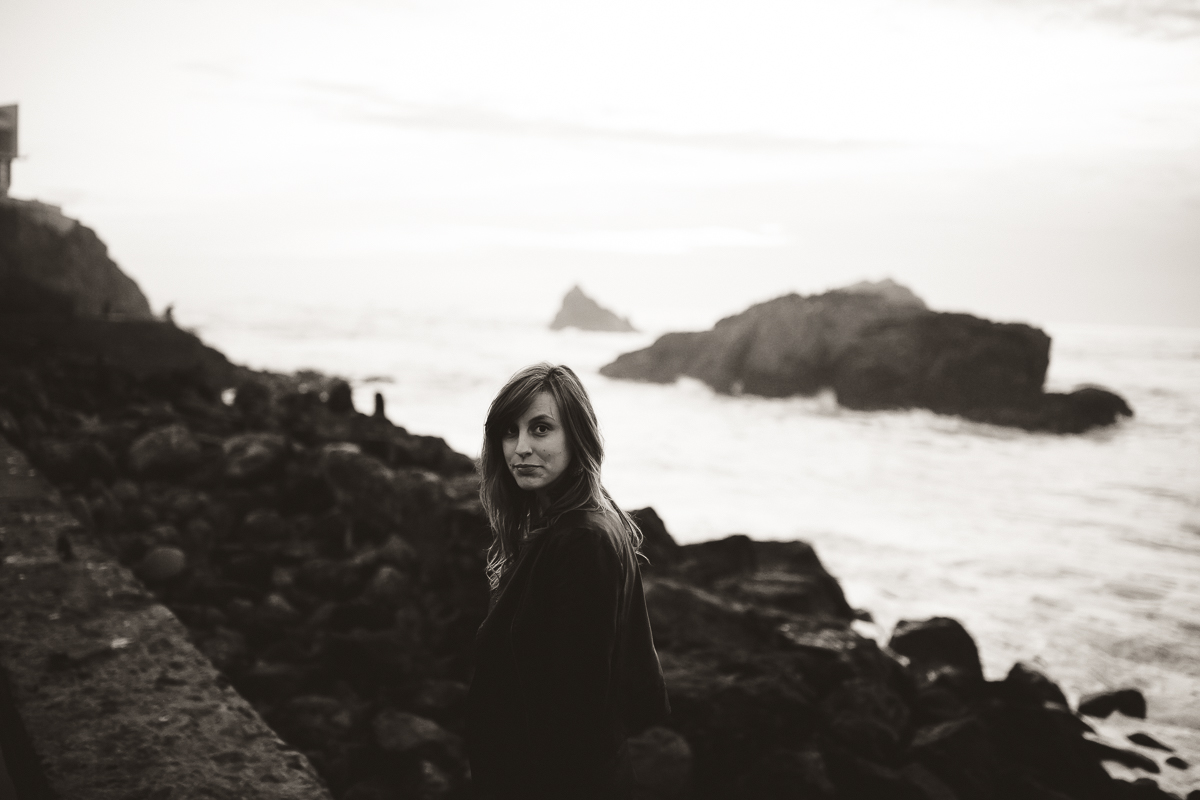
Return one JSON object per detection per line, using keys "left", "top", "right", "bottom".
{"left": 185, "top": 304, "right": 1200, "bottom": 755}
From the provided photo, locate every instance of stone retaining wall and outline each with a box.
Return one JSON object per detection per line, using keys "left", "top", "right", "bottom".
{"left": 0, "top": 436, "right": 331, "bottom": 800}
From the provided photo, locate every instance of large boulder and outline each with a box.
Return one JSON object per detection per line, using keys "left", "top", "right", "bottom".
{"left": 222, "top": 431, "right": 290, "bottom": 482}
{"left": 550, "top": 285, "right": 636, "bottom": 332}
{"left": 888, "top": 617, "right": 985, "bottom": 692}
{"left": 0, "top": 198, "right": 154, "bottom": 318}
{"left": 128, "top": 424, "right": 203, "bottom": 477}
{"left": 600, "top": 280, "right": 1132, "bottom": 433}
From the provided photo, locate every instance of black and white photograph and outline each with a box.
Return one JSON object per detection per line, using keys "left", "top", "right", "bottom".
{"left": 1, "top": 0, "right": 1198, "bottom": 797}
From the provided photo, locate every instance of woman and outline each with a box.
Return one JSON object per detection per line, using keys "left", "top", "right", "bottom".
{"left": 466, "top": 363, "right": 670, "bottom": 800}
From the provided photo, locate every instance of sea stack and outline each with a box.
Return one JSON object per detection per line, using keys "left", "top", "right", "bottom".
{"left": 549, "top": 285, "right": 636, "bottom": 332}
{"left": 600, "top": 278, "right": 1132, "bottom": 433}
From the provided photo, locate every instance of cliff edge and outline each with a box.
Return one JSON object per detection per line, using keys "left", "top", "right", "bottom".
{"left": 0, "top": 198, "right": 154, "bottom": 318}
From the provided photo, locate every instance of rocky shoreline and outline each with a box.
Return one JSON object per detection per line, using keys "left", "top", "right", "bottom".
{"left": 0, "top": 312, "right": 1192, "bottom": 799}
{"left": 0, "top": 203, "right": 1190, "bottom": 798}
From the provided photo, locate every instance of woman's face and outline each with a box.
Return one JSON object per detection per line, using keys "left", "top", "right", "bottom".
{"left": 502, "top": 391, "right": 571, "bottom": 499}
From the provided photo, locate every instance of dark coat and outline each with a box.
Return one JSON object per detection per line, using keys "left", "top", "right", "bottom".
{"left": 467, "top": 511, "right": 670, "bottom": 799}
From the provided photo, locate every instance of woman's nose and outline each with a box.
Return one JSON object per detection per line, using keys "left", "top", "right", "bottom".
{"left": 514, "top": 432, "right": 533, "bottom": 456}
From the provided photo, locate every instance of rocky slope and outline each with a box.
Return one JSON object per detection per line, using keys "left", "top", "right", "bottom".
{"left": 550, "top": 285, "right": 637, "bottom": 332}
{"left": 600, "top": 280, "right": 1133, "bottom": 434}
{"left": 0, "top": 198, "right": 154, "bottom": 318}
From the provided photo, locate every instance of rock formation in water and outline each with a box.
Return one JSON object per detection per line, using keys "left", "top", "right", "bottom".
{"left": 550, "top": 284, "right": 637, "bottom": 332}
{"left": 600, "top": 279, "right": 1132, "bottom": 434}
{"left": 0, "top": 198, "right": 155, "bottom": 318}
{"left": 0, "top": 213, "right": 1180, "bottom": 798}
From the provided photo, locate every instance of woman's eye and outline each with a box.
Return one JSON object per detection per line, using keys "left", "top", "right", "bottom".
{"left": 502, "top": 426, "right": 517, "bottom": 439}
{"left": 534, "top": 424, "right": 550, "bottom": 434}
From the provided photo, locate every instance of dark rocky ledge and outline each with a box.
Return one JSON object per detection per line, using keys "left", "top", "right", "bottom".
{"left": 600, "top": 279, "right": 1133, "bottom": 434}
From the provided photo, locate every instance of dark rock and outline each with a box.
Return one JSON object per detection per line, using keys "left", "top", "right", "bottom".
{"left": 372, "top": 710, "right": 458, "bottom": 754}
{"left": 1128, "top": 732, "right": 1173, "bottom": 752}
{"left": 676, "top": 535, "right": 757, "bottom": 587}
{"left": 372, "top": 392, "right": 386, "bottom": 420}
{"left": 662, "top": 652, "right": 818, "bottom": 797}
{"left": 822, "top": 677, "right": 911, "bottom": 763}
{"left": 223, "top": 432, "right": 289, "bottom": 482}
{"left": 889, "top": 617, "right": 985, "bottom": 690}
{"left": 734, "top": 748, "right": 837, "bottom": 800}
{"left": 364, "top": 565, "right": 410, "bottom": 608}
{"left": 1078, "top": 688, "right": 1147, "bottom": 720}
{"left": 0, "top": 198, "right": 154, "bottom": 318}
{"left": 134, "top": 546, "right": 188, "bottom": 583}
{"left": 327, "top": 381, "right": 354, "bottom": 414}
{"left": 627, "top": 725, "right": 692, "bottom": 800}
{"left": 1084, "top": 740, "right": 1160, "bottom": 773}
{"left": 629, "top": 507, "right": 681, "bottom": 572}
{"left": 1003, "top": 662, "right": 1069, "bottom": 708}
{"left": 644, "top": 579, "right": 770, "bottom": 652}
{"left": 233, "top": 380, "right": 272, "bottom": 424}
{"left": 128, "top": 424, "right": 202, "bottom": 478}
{"left": 600, "top": 281, "right": 1131, "bottom": 432}
{"left": 909, "top": 716, "right": 1003, "bottom": 799}
{"left": 1166, "top": 755, "right": 1189, "bottom": 770}
{"left": 550, "top": 285, "right": 636, "bottom": 332}
{"left": 985, "top": 696, "right": 1112, "bottom": 798}
{"left": 30, "top": 437, "right": 117, "bottom": 483}
{"left": 240, "top": 508, "right": 290, "bottom": 542}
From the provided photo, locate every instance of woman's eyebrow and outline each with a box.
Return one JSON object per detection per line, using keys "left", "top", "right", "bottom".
{"left": 527, "top": 413, "right": 556, "bottom": 424}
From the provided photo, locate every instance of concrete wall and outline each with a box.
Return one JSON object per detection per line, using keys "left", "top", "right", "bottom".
{"left": 0, "top": 437, "right": 332, "bottom": 800}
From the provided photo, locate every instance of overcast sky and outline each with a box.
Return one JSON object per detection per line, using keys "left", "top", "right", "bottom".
{"left": 2, "top": 0, "right": 1198, "bottom": 329}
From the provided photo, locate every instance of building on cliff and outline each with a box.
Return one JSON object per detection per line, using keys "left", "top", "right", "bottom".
{"left": 0, "top": 105, "right": 15, "bottom": 197}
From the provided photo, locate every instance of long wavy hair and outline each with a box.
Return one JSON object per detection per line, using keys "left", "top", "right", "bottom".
{"left": 480, "top": 363, "right": 643, "bottom": 595}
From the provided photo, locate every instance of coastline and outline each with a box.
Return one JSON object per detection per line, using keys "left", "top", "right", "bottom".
{"left": 1, "top": 311, "right": 1195, "bottom": 797}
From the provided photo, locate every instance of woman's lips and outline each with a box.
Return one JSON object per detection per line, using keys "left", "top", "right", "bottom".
{"left": 512, "top": 464, "right": 540, "bottom": 473}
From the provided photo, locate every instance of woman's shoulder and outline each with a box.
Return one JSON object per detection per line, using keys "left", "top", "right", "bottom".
{"left": 542, "top": 509, "right": 626, "bottom": 559}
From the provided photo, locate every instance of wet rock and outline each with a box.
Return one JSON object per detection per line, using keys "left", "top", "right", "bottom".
{"left": 1085, "top": 740, "right": 1160, "bottom": 773}
{"left": 1128, "top": 732, "right": 1173, "bottom": 752}
{"left": 1078, "top": 688, "right": 1147, "bottom": 719}
{"left": 134, "top": 546, "right": 188, "bottom": 583}
{"left": 128, "top": 423, "right": 202, "bottom": 477}
{"left": 628, "top": 725, "right": 692, "bottom": 800}
{"left": 223, "top": 432, "right": 290, "bottom": 482}
{"left": 1003, "top": 662, "right": 1069, "bottom": 708}
{"left": 889, "top": 617, "right": 984, "bottom": 691}
{"left": 1166, "top": 756, "right": 1189, "bottom": 770}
